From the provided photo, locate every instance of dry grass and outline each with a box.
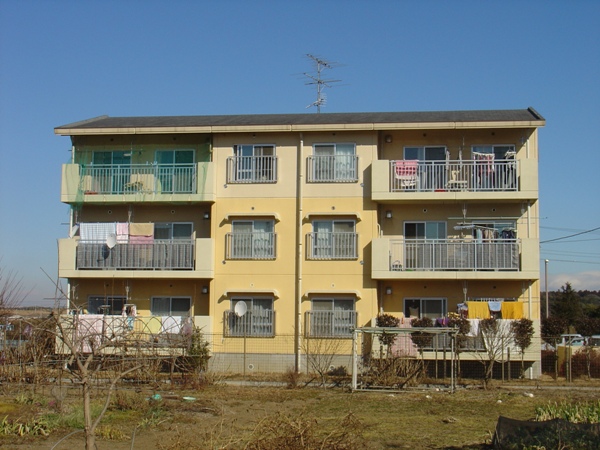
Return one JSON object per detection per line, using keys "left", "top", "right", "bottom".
{"left": 1, "top": 383, "right": 600, "bottom": 449}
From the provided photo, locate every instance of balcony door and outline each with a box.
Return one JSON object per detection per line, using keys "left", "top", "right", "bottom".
{"left": 404, "top": 146, "right": 447, "bottom": 190}
{"left": 404, "top": 221, "right": 446, "bottom": 269}
{"left": 92, "top": 151, "right": 131, "bottom": 194}
{"left": 155, "top": 149, "right": 195, "bottom": 193}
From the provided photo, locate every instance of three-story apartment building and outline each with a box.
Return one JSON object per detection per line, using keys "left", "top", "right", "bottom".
{"left": 56, "top": 108, "right": 545, "bottom": 374}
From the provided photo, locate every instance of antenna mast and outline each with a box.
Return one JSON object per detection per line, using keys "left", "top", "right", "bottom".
{"left": 304, "top": 54, "right": 341, "bottom": 113}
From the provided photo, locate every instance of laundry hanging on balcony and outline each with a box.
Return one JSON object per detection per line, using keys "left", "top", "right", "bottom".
{"left": 79, "top": 222, "right": 117, "bottom": 242}
{"left": 129, "top": 222, "right": 154, "bottom": 244}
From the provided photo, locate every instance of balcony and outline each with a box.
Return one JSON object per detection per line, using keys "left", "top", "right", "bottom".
{"left": 225, "top": 232, "right": 276, "bottom": 260}
{"left": 223, "top": 310, "right": 275, "bottom": 337}
{"left": 61, "top": 162, "right": 215, "bottom": 204}
{"left": 305, "top": 310, "right": 358, "bottom": 337}
{"left": 306, "top": 232, "right": 358, "bottom": 260}
{"left": 371, "top": 159, "right": 538, "bottom": 202}
{"left": 58, "top": 238, "right": 214, "bottom": 279}
{"left": 307, "top": 154, "right": 359, "bottom": 183}
{"left": 76, "top": 240, "right": 195, "bottom": 270}
{"left": 391, "top": 238, "right": 520, "bottom": 271}
{"left": 371, "top": 237, "right": 541, "bottom": 280}
{"left": 226, "top": 155, "right": 277, "bottom": 183}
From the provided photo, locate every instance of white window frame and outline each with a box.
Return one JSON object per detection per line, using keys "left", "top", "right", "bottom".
{"left": 228, "top": 220, "right": 276, "bottom": 259}
{"left": 308, "top": 297, "right": 356, "bottom": 337}
{"left": 228, "top": 297, "right": 274, "bottom": 337}
{"left": 310, "top": 143, "right": 357, "bottom": 182}
{"left": 229, "top": 144, "right": 276, "bottom": 183}
{"left": 310, "top": 220, "right": 357, "bottom": 260}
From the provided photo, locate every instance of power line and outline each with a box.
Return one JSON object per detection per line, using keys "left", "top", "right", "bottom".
{"left": 540, "top": 226, "right": 600, "bottom": 244}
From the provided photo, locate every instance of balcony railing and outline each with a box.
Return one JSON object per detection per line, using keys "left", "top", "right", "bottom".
{"left": 307, "top": 232, "right": 358, "bottom": 260}
{"left": 389, "top": 239, "right": 520, "bottom": 271}
{"left": 389, "top": 159, "right": 518, "bottom": 192}
{"left": 226, "top": 155, "right": 277, "bottom": 183}
{"left": 224, "top": 310, "right": 275, "bottom": 337}
{"left": 305, "top": 310, "right": 357, "bottom": 337}
{"left": 76, "top": 240, "right": 194, "bottom": 270}
{"left": 225, "top": 232, "right": 276, "bottom": 260}
{"left": 307, "top": 154, "right": 358, "bottom": 183}
{"left": 80, "top": 163, "right": 196, "bottom": 194}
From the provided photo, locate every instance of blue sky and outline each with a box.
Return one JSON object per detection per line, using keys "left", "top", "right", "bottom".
{"left": 1, "top": 0, "right": 599, "bottom": 306}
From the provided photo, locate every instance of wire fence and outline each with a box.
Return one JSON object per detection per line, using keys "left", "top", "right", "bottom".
{"left": 1, "top": 316, "right": 600, "bottom": 387}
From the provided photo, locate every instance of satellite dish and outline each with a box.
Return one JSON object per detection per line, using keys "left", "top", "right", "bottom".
{"left": 106, "top": 233, "right": 117, "bottom": 249}
{"left": 234, "top": 301, "right": 248, "bottom": 317}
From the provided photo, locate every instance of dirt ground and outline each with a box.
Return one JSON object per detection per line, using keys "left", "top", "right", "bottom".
{"left": 2, "top": 381, "right": 600, "bottom": 450}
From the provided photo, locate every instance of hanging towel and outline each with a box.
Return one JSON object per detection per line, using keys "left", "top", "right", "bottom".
{"left": 466, "top": 301, "right": 490, "bottom": 319}
{"left": 129, "top": 222, "right": 154, "bottom": 237}
{"left": 80, "top": 223, "right": 117, "bottom": 243}
{"left": 162, "top": 316, "right": 181, "bottom": 334}
{"left": 501, "top": 302, "right": 523, "bottom": 319}
{"left": 467, "top": 319, "right": 480, "bottom": 337}
{"left": 116, "top": 222, "right": 129, "bottom": 243}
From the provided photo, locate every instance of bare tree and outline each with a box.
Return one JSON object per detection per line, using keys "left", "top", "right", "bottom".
{"left": 0, "top": 263, "right": 31, "bottom": 316}
{"left": 478, "top": 318, "right": 512, "bottom": 389}
{"left": 303, "top": 336, "right": 347, "bottom": 386}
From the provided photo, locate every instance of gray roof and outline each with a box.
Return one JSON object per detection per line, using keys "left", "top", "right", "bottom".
{"left": 55, "top": 108, "right": 544, "bottom": 133}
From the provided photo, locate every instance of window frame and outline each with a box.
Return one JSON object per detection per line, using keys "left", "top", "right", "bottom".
{"left": 87, "top": 296, "right": 126, "bottom": 315}
{"left": 309, "top": 219, "right": 358, "bottom": 260}
{"left": 151, "top": 296, "right": 192, "bottom": 317}
{"left": 404, "top": 221, "right": 447, "bottom": 240}
{"left": 228, "top": 219, "right": 276, "bottom": 260}
{"left": 403, "top": 146, "right": 447, "bottom": 161}
{"left": 309, "top": 143, "right": 358, "bottom": 183}
{"left": 404, "top": 298, "right": 447, "bottom": 320}
{"left": 228, "top": 144, "right": 277, "bottom": 183}
{"left": 307, "top": 297, "right": 356, "bottom": 337}
{"left": 471, "top": 145, "right": 516, "bottom": 160}
{"left": 227, "top": 297, "right": 275, "bottom": 337}
{"left": 154, "top": 222, "right": 194, "bottom": 240}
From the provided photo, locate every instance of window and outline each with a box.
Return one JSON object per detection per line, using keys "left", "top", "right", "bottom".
{"left": 154, "top": 223, "right": 193, "bottom": 240}
{"left": 404, "top": 146, "right": 447, "bottom": 161}
{"left": 307, "top": 298, "right": 356, "bottom": 337}
{"left": 228, "top": 145, "right": 276, "bottom": 183}
{"left": 404, "top": 221, "right": 446, "bottom": 240}
{"left": 404, "top": 298, "right": 446, "bottom": 320}
{"left": 227, "top": 298, "right": 274, "bottom": 337}
{"left": 88, "top": 296, "right": 125, "bottom": 315}
{"left": 91, "top": 151, "right": 131, "bottom": 194}
{"left": 309, "top": 143, "right": 357, "bottom": 182}
{"left": 404, "top": 147, "right": 447, "bottom": 190}
{"left": 151, "top": 297, "right": 191, "bottom": 316}
{"left": 227, "top": 220, "right": 275, "bottom": 259}
{"left": 471, "top": 145, "right": 515, "bottom": 160}
{"left": 309, "top": 220, "right": 357, "bottom": 260}
{"left": 155, "top": 149, "right": 195, "bottom": 193}
{"left": 404, "top": 222, "right": 447, "bottom": 270}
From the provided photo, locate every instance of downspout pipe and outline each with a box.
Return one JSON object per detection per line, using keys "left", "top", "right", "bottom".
{"left": 295, "top": 133, "right": 304, "bottom": 373}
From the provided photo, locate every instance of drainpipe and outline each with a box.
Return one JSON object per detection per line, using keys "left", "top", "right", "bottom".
{"left": 295, "top": 133, "right": 304, "bottom": 373}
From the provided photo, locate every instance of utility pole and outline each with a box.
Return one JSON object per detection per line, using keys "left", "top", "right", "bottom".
{"left": 545, "top": 259, "right": 549, "bottom": 318}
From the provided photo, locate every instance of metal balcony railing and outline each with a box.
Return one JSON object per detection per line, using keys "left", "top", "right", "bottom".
{"left": 389, "top": 159, "right": 519, "bottom": 192}
{"left": 80, "top": 163, "right": 196, "bottom": 194}
{"left": 389, "top": 239, "right": 520, "bottom": 271}
{"left": 226, "top": 155, "right": 277, "bottom": 183}
{"left": 305, "top": 310, "right": 357, "bottom": 337}
{"left": 307, "top": 154, "right": 358, "bottom": 183}
{"left": 225, "top": 232, "right": 276, "bottom": 260}
{"left": 76, "top": 240, "right": 194, "bottom": 270}
{"left": 224, "top": 310, "right": 275, "bottom": 337}
{"left": 307, "top": 232, "right": 358, "bottom": 260}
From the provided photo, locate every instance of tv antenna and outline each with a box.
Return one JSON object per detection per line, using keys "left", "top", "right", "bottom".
{"left": 304, "top": 54, "right": 341, "bottom": 113}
